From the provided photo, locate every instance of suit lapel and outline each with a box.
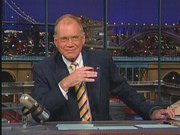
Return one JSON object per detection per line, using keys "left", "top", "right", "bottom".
{"left": 54, "top": 54, "right": 80, "bottom": 120}
{"left": 54, "top": 54, "right": 69, "bottom": 84}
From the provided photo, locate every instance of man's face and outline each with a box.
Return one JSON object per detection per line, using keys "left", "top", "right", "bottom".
{"left": 54, "top": 20, "right": 85, "bottom": 62}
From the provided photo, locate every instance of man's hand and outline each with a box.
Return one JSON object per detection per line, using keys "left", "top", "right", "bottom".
{"left": 60, "top": 66, "right": 98, "bottom": 92}
{"left": 150, "top": 108, "right": 175, "bottom": 120}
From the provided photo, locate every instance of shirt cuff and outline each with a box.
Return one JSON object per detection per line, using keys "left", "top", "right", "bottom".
{"left": 58, "top": 82, "right": 68, "bottom": 100}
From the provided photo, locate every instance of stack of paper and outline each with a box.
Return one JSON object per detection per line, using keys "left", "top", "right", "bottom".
{"left": 56, "top": 124, "right": 96, "bottom": 130}
{"left": 56, "top": 124, "right": 138, "bottom": 131}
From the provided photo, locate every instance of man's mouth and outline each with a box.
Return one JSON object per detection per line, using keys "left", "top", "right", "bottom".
{"left": 66, "top": 50, "right": 75, "bottom": 53}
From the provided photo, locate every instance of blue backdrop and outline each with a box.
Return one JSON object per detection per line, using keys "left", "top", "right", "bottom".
{"left": 3, "top": 0, "right": 180, "bottom": 24}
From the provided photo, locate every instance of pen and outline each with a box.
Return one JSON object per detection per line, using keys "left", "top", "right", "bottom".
{"left": 163, "top": 121, "right": 171, "bottom": 125}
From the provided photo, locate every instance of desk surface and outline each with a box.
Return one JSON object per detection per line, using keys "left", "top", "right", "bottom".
{"left": 2, "top": 120, "right": 180, "bottom": 135}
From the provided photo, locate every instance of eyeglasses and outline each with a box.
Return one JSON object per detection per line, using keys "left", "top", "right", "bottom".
{"left": 58, "top": 35, "right": 82, "bottom": 43}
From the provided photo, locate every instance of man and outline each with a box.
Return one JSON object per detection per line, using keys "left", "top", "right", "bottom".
{"left": 32, "top": 14, "right": 175, "bottom": 122}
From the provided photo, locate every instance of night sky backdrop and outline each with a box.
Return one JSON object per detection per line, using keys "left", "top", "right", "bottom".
{"left": 3, "top": 0, "right": 180, "bottom": 24}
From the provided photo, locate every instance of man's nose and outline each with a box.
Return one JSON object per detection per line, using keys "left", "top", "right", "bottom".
{"left": 66, "top": 38, "right": 75, "bottom": 46}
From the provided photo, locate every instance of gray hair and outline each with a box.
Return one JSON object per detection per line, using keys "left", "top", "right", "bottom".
{"left": 54, "top": 14, "right": 84, "bottom": 36}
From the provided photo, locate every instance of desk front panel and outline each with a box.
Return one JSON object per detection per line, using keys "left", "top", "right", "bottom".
{"left": 2, "top": 121, "right": 180, "bottom": 135}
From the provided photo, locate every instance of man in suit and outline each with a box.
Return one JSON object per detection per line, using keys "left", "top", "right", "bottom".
{"left": 31, "top": 14, "right": 175, "bottom": 122}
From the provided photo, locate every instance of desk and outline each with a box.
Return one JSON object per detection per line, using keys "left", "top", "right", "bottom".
{"left": 2, "top": 121, "right": 180, "bottom": 135}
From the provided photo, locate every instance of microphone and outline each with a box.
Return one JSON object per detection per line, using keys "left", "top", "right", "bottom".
{"left": 19, "top": 94, "right": 50, "bottom": 124}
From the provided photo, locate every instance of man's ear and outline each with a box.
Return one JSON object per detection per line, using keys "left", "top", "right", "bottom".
{"left": 54, "top": 38, "right": 58, "bottom": 48}
{"left": 82, "top": 35, "right": 86, "bottom": 45}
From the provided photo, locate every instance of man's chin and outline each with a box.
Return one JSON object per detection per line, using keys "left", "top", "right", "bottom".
{"left": 65, "top": 55, "right": 77, "bottom": 62}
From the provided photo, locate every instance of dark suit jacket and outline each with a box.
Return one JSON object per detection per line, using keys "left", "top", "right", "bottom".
{"left": 32, "top": 49, "right": 153, "bottom": 121}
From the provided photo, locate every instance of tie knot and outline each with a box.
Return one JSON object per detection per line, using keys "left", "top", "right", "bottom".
{"left": 70, "top": 62, "right": 78, "bottom": 72}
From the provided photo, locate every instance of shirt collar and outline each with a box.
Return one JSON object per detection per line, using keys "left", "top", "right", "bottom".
{"left": 62, "top": 53, "right": 83, "bottom": 68}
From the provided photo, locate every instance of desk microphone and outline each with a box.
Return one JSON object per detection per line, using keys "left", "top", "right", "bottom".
{"left": 19, "top": 94, "right": 50, "bottom": 123}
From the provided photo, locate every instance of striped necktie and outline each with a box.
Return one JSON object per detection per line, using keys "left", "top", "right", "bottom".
{"left": 70, "top": 63, "right": 92, "bottom": 121}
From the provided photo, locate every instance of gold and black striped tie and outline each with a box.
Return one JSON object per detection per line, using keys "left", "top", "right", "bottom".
{"left": 70, "top": 63, "right": 92, "bottom": 121}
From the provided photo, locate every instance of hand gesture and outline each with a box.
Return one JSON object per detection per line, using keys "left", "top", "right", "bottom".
{"left": 60, "top": 66, "right": 97, "bottom": 91}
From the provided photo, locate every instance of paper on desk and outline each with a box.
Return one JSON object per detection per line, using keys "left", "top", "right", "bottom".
{"left": 135, "top": 124, "right": 178, "bottom": 128}
{"left": 97, "top": 126, "right": 137, "bottom": 130}
{"left": 56, "top": 124, "right": 138, "bottom": 130}
{"left": 172, "top": 116, "right": 180, "bottom": 121}
{"left": 56, "top": 124, "right": 97, "bottom": 130}
{"left": 168, "top": 100, "right": 180, "bottom": 116}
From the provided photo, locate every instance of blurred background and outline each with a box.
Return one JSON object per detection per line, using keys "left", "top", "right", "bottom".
{"left": 1, "top": 0, "right": 180, "bottom": 123}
